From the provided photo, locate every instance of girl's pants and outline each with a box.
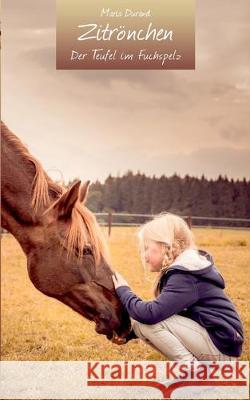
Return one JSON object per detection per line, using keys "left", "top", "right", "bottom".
{"left": 132, "top": 315, "right": 236, "bottom": 361}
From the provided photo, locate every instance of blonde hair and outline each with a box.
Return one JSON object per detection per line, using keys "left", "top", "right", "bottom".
{"left": 138, "top": 213, "right": 196, "bottom": 296}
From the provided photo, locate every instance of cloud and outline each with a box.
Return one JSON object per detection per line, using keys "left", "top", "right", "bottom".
{"left": 2, "top": 0, "right": 250, "bottom": 181}
{"left": 220, "top": 125, "right": 250, "bottom": 143}
{"left": 21, "top": 46, "right": 56, "bottom": 69}
{"left": 6, "top": 0, "right": 250, "bottom": 105}
{"left": 3, "top": 0, "right": 55, "bottom": 29}
{"left": 31, "top": 144, "right": 250, "bottom": 183}
{"left": 144, "top": 147, "right": 250, "bottom": 180}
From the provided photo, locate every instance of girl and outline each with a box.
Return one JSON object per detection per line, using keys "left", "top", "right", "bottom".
{"left": 112, "top": 213, "right": 244, "bottom": 361}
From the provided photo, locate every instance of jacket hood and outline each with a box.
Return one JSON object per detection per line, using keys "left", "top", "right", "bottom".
{"left": 165, "top": 249, "right": 225, "bottom": 289}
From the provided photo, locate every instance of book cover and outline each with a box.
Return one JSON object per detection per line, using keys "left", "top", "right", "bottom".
{"left": 1, "top": 0, "right": 249, "bottom": 399}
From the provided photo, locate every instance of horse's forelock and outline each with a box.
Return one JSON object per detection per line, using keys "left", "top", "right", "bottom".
{"left": 66, "top": 203, "right": 110, "bottom": 266}
{"left": 43, "top": 192, "right": 109, "bottom": 265}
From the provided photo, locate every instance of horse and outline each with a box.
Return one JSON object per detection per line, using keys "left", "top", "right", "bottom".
{"left": 1, "top": 121, "right": 131, "bottom": 343}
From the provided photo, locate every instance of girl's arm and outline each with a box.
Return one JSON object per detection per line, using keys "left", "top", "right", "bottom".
{"left": 113, "top": 272, "right": 198, "bottom": 324}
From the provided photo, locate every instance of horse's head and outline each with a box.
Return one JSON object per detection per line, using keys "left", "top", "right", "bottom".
{"left": 28, "top": 180, "right": 131, "bottom": 342}
{"left": 1, "top": 122, "right": 130, "bottom": 342}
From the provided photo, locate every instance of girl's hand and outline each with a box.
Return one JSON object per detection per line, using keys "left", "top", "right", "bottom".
{"left": 112, "top": 272, "right": 130, "bottom": 289}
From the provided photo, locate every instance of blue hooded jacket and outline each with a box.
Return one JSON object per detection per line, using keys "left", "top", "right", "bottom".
{"left": 116, "top": 249, "right": 243, "bottom": 357}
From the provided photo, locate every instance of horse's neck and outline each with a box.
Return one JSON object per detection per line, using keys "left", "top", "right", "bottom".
{"left": 2, "top": 137, "right": 36, "bottom": 219}
{"left": 1, "top": 124, "right": 54, "bottom": 252}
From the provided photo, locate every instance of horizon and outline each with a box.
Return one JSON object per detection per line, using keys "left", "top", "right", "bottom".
{"left": 63, "top": 169, "right": 250, "bottom": 186}
{"left": 2, "top": 0, "right": 250, "bottom": 182}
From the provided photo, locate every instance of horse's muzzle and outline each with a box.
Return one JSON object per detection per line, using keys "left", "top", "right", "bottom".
{"left": 111, "top": 331, "right": 127, "bottom": 344}
{"left": 95, "top": 324, "right": 127, "bottom": 344}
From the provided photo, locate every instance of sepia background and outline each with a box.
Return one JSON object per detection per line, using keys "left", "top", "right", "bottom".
{"left": 1, "top": 0, "right": 250, "bottom": 370}
{"left": 2, "top": 0, "right": 250, "bottom": 183}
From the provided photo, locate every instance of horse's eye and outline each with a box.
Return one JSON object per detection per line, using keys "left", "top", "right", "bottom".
{"left": 74, "top": 245, "right": 93, "bottom": 257}
{"left": 83, "top": 246, "right": 93, "bottom": 255}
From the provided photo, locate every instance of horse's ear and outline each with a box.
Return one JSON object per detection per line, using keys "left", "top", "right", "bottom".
{"left": 54, "top": 180, "right": 81, "bottom": 219}
{"left": 79, "top": 180, "right": 90, "bottom": 204}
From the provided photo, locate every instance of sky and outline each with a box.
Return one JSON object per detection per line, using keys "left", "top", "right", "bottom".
{"left": 2, "top": 0, "right": 250, "bottom": 183}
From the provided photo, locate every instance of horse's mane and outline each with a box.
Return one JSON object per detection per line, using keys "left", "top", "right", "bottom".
{"left": 1, "top": 121, "right": 108, "bottom": 265}
{"left": 1, "top": 121, "right": 58, "bottom": 210}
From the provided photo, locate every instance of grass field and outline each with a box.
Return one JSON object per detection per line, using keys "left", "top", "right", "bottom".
{"left": 1, "top": 227, "right": 250, "bottom": 361}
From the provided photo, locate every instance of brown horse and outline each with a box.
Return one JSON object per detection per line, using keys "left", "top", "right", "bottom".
{"left": 1, "top": 121, "right": 131, "bottom": 342}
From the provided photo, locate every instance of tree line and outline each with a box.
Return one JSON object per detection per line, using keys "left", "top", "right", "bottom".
{"left": 68, "top": 172, "right": 250, "bottom": 218}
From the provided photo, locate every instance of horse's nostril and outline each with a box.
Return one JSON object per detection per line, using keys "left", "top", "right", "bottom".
{"left": 106, "top": 332, "right": 113, "bottom": 340}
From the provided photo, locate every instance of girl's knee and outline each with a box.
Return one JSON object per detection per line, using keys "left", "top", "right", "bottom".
{"left": 132, "top": 321, "right": 145, "bottom": 338}
{"left": 132, "top": 320, "right": 164, "bottom": 339}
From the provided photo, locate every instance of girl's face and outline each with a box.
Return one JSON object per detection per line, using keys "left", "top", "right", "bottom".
{"left": 144, "top": 239, "right": 165, "bottom": 272}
